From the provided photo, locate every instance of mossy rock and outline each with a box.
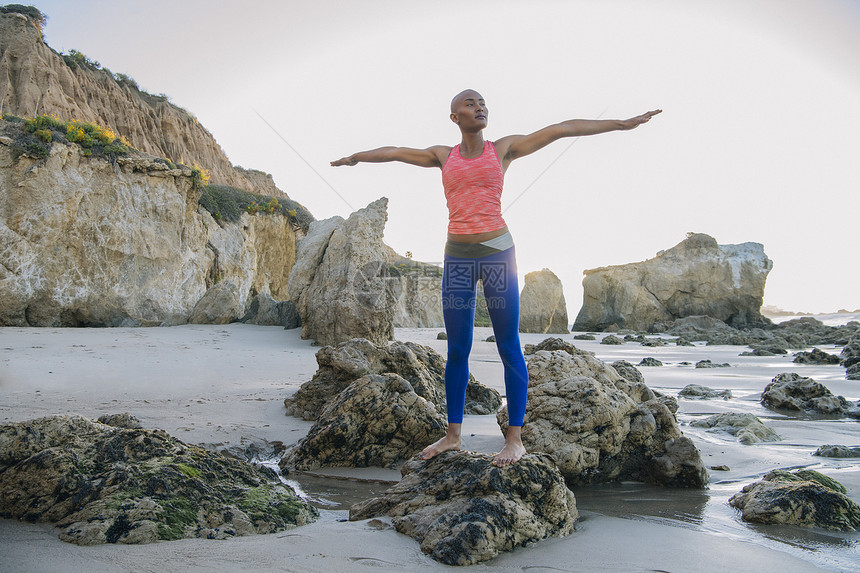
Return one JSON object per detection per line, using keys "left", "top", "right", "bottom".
{"left": 0, "top": 416, "right": 318, "bottom": 545}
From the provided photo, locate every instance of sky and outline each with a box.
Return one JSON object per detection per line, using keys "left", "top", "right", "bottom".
{"left": 30, "top": 0, "right": 860, "bottom": 314}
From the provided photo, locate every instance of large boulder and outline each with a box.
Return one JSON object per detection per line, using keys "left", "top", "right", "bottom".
{"left": 760, "top": 373, "right": 852, "bottom": 416}
{"left": 283, "top": 338, "right": 501, "bottom": 421}
{"left": 288, "top": 198, "right": 395, "bottom": 346}
{"left": 690, "top": 413, "right": 780, "bottom": 444}
{"left": 573, "top": 233, "right": 773, "bottom": 332}
{"left": 729, "top": 469, "right": 860, "bottom": 531}
{"left": 280, "top": 374, "right": 446, "bottom": 472}
{"left": 497, "top": 349, "right": 708, "bottom": 487}
{"left": 519, "top": 268, "right": 569, "bottom": 334}
{"left": 349, "top": 451, "right": 577, "bottom": 566}
{"left": 0, "top": 416, "right": 317, "bottom": 545}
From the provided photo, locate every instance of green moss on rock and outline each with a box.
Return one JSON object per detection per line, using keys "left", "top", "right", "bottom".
{"left": 0, "top": 416, "right": 318, "bottom": 545}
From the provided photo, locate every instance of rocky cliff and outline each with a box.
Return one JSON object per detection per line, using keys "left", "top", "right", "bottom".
{"left": 0, "top": 122, "right": 296, "bottom": 326}
{"left": 0, "top": 10, "right": 276, "bottom": 194}
{"left": 573, "top": 233, "right": 773, "bottom": 332}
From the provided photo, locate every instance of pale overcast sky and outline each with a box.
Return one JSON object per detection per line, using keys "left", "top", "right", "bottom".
{"left": 32, "top": 0, "right": 860, "bottom": 314}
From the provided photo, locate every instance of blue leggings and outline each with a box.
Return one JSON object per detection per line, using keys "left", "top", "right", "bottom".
{"left": 442, "top": 246, "right": 528, "bottom": 426}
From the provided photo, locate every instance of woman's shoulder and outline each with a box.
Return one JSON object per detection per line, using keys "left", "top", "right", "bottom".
{"left": 433, "top": 145, "right": 455, "bottom": 168}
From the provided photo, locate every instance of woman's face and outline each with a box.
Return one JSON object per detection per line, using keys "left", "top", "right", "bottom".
{"left": 450, "top": 90, "right": 488, "bottom": 132}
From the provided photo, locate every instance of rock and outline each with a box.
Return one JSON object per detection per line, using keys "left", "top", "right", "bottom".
{"left": 638, "top": 357, "right": 663, "bottom": 367}
{"left": 729, "top": 469, "right": 860, "bottom": 531}
{"left": 813, "top": 445, "right": 860, "bottom": 458}
{"left": 761, "top": 373, "right": 850, "bottom": 415}
{"left": 695, "top": 360, "right": 731, "bottom": 368}
{"left": 749, "top": 343, "right": 788, "bottom": 355}
{"left": 840, "top": 334, "right": 860, "bottom": 381}
{"left": 386, "top": 256, "right": 444, "bottom": 328}
{"left": 348, "top": 451, "right": 577, "bottom": 566}
{"left": 497, "top": 350, "right": 708, "bottom": 487}
{"left": 436, "top": 332, "right": 447, "bottom": 340}
{"left": 610, "top": 361, "right": 678, "bottom": 413}
{"left": 239, "top": 293, "right": 300, "bottom": 328}
{"left": 610, "top": 360, "right": 645, "bottom": 384}
{"left": 573, "top": 234, "right": 773, "bottom": 332}
{"left": 640, "top": 338, "right": 666, "bottom": 347}
{"left": 600, "top": 335, "right": 624, "bottom": 345}
{"left": 96, "top": 413, "right": 142, "bottom": 429}
{"left": 661, "top": 315, "right": 738, "bottom": 341}
{"left": 678, "top": 384, "right": 733, "bottom": 400}
{"left": 283, "top": 338, "right": 501, "bottom": 421}
{"left": 647, "top": 437, "right": 712, "bottom": 487}
{"left": 776, "top": 317, "right": 858, "bottom": 348}
{"left": 690, "top": 413, "right": 779, "bottom": 444}
{"left": 288, "top": 199, "right": 396, "bottom": 346}
{"left": 650, "top": 312, "right": 859, "bottom": 350}
{"left": 711, "top": 465, "right": 731, "bottom": 471}
{"left": 287, "top": 216, "right": 343, "bottom": 311}
{"left": 485, "top": 335, "right": 496, "bottom": 343}
{"left": 280, "top": 374, "right": 447, "bottom": 472}
{"left": 740, "top": 348, "right": 776, "bottom": 356}
{"left": 573, "top": 334, "right": 595, "bottom": 340}
{"left": 654, "top": 392, "right": 680, "bottom": 414}
{"left": 201, "top": 206, "right": 300, "bottom": 308}
{"left": 793, "top": 348, "right": 841, "bottom": 365}
{"left": 0, "top": 416, "right": 317, "bottom": 545}
{"left": 524, "top": 337, "right": 593, "bottom": 357}
{"left": 676, "top": 338, "right": 695, "bottom": 347}
{"left": 518, "top": 268, "right": 569, "bottom": 334}
{"left": 187, "top": 281, "right": 242, "bottom": 324}
{"left": 842, "top": 334, "right": 860, "bottom": 368}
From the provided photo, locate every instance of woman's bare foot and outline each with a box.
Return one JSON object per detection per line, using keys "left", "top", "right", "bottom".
{"left": 493, "top": 426, "right": 526, "bottom": 466}
{"left": 420, "top": 423, "right": 462, "bottom": 460}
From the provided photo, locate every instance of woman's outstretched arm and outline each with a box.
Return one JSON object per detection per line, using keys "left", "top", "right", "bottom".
{"left": 331, "top": 145, "right": 451, "bottom": 168}
{"left": 496, "top": 109, "right": 662, "bottom": 166}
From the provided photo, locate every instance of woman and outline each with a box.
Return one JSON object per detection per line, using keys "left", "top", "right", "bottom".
{"left": 332, "top": 89, "right": 660, "bottom": 466}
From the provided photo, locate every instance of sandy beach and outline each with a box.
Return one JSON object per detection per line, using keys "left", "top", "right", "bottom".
{"left": 1, "top": 324, "right": 858, "bottom": 572}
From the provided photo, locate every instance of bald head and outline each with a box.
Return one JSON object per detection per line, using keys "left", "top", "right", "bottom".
{"left": 450, "top": 89, "right": 483, "bottom": 113}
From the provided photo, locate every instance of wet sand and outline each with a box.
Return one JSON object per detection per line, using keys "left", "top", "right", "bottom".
{"left": 1, "top": 324, "right": 858, "bottom": 572}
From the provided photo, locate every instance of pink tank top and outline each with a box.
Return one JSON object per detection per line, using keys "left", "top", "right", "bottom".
{"left": 442, "top": 141, "right": 506, "bottom": 234}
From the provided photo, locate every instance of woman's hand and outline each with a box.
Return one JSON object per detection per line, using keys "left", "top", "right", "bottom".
{"left": 619, "top": 109, "right": 662, "bottom": 130}
{"left": 330, "top": 155, "right": 358, "bottom": 167}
